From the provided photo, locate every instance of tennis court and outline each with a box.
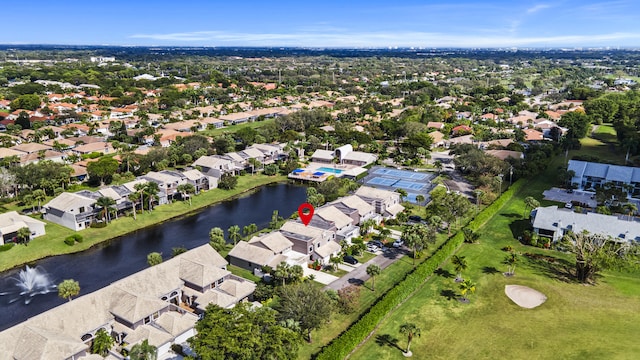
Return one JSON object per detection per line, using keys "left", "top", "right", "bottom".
{"left": 373, "top": 168, "right": 427, "bottom": 180}
{"left": 393, "top": 180, "right": 424, "bottom": 191}
{"left": 367, "top": 177, "right": 397, "bottom": 186}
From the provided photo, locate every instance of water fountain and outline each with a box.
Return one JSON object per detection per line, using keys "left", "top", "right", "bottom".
{"left": 0, "top": 265, "right": 57, "bottom": 304}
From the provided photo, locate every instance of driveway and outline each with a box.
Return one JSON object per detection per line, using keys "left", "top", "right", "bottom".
{"left": 303, "top": 266, "right": 339, "bottom": 285}
{"left": 542, "top": 187, "right": 597, "bottom": 208}
{"left": 324, "top": 247, "right": 408, "bottom": 291}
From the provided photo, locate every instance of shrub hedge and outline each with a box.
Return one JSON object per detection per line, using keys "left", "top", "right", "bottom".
{"left": 0, "top": 243, "right": 15, "bottom": 252}
{"left": 315, "top": 179, "right": 524, "bottom": 359}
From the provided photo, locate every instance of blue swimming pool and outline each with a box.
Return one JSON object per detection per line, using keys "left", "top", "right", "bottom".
{"left": 317, "top": 167, "right": 343, "bottom": 174}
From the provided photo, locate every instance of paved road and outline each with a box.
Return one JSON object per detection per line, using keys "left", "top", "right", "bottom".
{"left": 324, "top": 247, "right": 408, "bottom": 291}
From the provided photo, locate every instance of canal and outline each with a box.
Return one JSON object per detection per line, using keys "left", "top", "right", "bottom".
{"left": 0, "top": 183, "right": 306, "bottom": 331}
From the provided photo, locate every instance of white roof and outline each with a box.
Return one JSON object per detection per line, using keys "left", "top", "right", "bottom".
{"left": 182, "top": 169, "right": 206, "bottom": 181}
{"left": 248, "top": 232, "right": 293, "bottom": 253}
{"left": 316, "top": 205, "right": 354, "bottom": 229}
{"left": 311, "top": 149, "right": 334, "bottom": 160}
{"left": 45, "top": 192, "right": 95, "bottom": 212}
{"left": 333, "top": 195, "right": 374, "bottom": 215}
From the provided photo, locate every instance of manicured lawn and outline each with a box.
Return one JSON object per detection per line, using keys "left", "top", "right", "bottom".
{"left": 573, "top": 137, "right": 624, "bottom": 165}
{"left": 228, "top": 264, "right": 261, "bottom": 283}
{"left": 200, "top": 118, "right": 275, "bottom": 137}
{"left": 349, "top": 144, "right": 640, "bottom": 360}
{"left": 593, "top": 123, "right": 617, "bottom": 143}
{"left": 0, "top": 174, "right": 287, "bottom": 271}
{"left": 357, "top": 251, "right": 377, "bottom": 263}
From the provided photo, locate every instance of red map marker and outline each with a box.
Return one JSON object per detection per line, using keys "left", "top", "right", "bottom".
{"left": 298, "top": 202, "right": 314, "bottom": 226}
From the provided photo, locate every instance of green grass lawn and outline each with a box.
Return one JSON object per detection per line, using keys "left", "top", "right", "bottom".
{"left": 200, "top": 118, "right": 275, "bottom": 137}
{"left": 348, "top": 143, "right": 640, "bottom": 360}
{"left": 573, "top": 136, "right": 625, "bottom": 165}
{"left": 0, "top": 174, "right": 287, "bottom": 271}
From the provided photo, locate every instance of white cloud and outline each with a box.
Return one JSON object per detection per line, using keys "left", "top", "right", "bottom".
{"left": 129, "top": 30, "right": 640, "bottom": 48}
{"left": 527, "top": 4, "right": 551, "bottom": 14}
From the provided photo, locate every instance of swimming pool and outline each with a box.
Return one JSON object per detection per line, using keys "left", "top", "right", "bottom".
{"left": 317, "top": 167, "right": 343, "bottom": 174}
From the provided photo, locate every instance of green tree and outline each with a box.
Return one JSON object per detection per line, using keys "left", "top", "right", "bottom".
{"left": 228, "top": 225, "right": 241, "bottom": 245}
{"left": 243, "top": 223, "right": 258, "bottom": 238}
{"left": 91, "top": 328, "right": 114, "bottom": 357}
{"left": 399, "top": 323, "right": 421, "bottom": 356}
{"left": 275, "top": 282, "right": 333, "bottom": 343}
{"left": 415, "top": 194, "right": 425, "bottom": 206}
{"left": 16, "top": 227, "right": 32, "bottom": 245}
{"left": 462, "top": 228, "right": 480, "bottom": 244}
{"left": 218, "top": 173, "right": 238, "bottom": 190}
{"left": 209, "top": 227, "right": 227, "bottom": 251}
{"left": 451, "top": 255, "right": 468, "bottom": 282}
{"left": 561, "top": 231, "right": 639, "bottom": 283}
{"left": 177, "top": 183, "right": 196, "bottom": 205}
{"left": 143, "top": 181, "right": 160, "bottom": 211}
{"left": 10, "top": 94, "right": 41, "bottom": 111}
{"left": 95, "top": 196, "right": 116, "bottom": 223}
{"left": 523, "top": 196, "right": 540, "bottom": 218}
{"left": 329, "top": 255, "right": 342, "bottom": 271}
{"left": 128, "top": 191, "right": 140, "bottom": 220}
{"left": 395, "top": 188, "right": 408, "bottom": 202}
{"left": 129, "top": 339, "right": 157, "bottom": 360}
{"left": 87, "top": 157, "right": 119, "bottom": 185}
{"left": 189, "top": 302, "right": 301, "bottom": 360}
{"left": 58, "top": 279, "right": 80, "bottom": 301}
{"left": 147, "top": 252, "right": 163, "bottom": 266}
{"left": 401, "top": 224, "right": 436, "bottom": 265}
{"left": 366, "top": 264, "right": 381, "bottom": 291}
{"left": 274, "top": 261, "right": 292, "bottom": 287}
{"left": 270, "top": 210, "right": 279, "bottom": 229}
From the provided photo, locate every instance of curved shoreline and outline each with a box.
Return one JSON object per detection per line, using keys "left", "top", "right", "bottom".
{"left": 0, "top": 175, "right": 292, "bottom": 273}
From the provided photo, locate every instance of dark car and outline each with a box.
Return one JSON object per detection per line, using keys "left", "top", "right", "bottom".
{"left": 343, "top": 255, "right": 358, "bottom": 265}
{"left": 408, "top": 215, "right": 423, "bottom": 222}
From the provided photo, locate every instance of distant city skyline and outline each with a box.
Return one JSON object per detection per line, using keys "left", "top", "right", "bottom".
{"left": 3, "top": 0, "right": 640, "bottom": 48}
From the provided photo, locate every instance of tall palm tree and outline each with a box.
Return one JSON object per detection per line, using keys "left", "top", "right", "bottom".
{"left": 228, "top": 225, "right": 241, "bottom": 245}
{"left": 274, "top": 262, "right": 291, "bottom": 287}
{"left": 177, "top": 183, "right": 195, "bottom": 206}
{"left": 134, "top": 182, "right": 147, "bottom": 212}
{"left": 91, "top": 328, "right": 114, "bottom": 357}
{"left": 366, "top": 264, "right": 381, "bottom": 291}
{"left": 451, "top": 255, "right": 468, "bottom": 282}
{"left": 128, "top": 191, "right": 140, "bottom": 220}
{"left": 129, "top": 339, "right": 157, "bottom": 360}
{"left": 415, "top": 194, "right": 425, "bottom": 206}
{"left": 399, "top": 323, "right": 421, "bottom": 356}
{"left": 16, "top": 227, "right": 31, "bottom": 244}
{"left": 624, "top": 202, "right": 638, "bottom": 221}
{"left": 95, "top": 196, "right": 116, "bottom": 224}
{"left": 144, "top": 182, "right": 160, "bottom": 211}
{"left": 32, "top": 189, "right": 47, "bottom": 212}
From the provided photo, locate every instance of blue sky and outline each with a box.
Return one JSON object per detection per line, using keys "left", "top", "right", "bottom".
{"left": 3, "top": 0, "right": 640, "bottom": 48}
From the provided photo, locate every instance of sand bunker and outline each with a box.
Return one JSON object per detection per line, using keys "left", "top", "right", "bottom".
{"left": 505, "top": 285, "right": 547, "bottom": 309}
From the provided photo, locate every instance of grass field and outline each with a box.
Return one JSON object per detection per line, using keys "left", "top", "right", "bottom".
{"left": 200, "top": 118, "right": 275, "bottom": 137}
{"left": 0, "top": 174, "right": 287, "bottom": 271}
{"left": 349, "top": 139, "right": 640, "bottom": 359}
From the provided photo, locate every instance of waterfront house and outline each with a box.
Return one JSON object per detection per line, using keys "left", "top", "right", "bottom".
{"left": 0, "top": 211, "right": 46, "bottom": 245}
{"left": 0, "top": 244, "right": 255, "bottom": 359}
{"left": 193, "top": 155, "right": 236, "bottom": 178}
{"left": 315, "top": 205, "right": 360, "bottom": 242}
{"left": 330, "top": 194, "right": 379, "bottom": 225}
{"left": 279, "top": 221, "right": 340, "bottom": 264}
{"left": 43, "top": 192, "right": 97, "bottom": 230}
{"left": 228, "top": 232, "right": 298, "bottom": 274}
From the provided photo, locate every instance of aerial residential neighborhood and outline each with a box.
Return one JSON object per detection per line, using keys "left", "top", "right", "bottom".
{"left": 1, "top": 1, "right": 640, "bottom": 358}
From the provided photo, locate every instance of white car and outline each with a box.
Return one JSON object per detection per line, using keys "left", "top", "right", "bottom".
{"left": 392, "top": 239, "right": 404, "bottom": 248}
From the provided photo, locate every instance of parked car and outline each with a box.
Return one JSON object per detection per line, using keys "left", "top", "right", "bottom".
{"left": 408, "top": 215, "right": 423, "bottom": 222}
{"left": 370, "top": 240, "right": 384, "bottom": 248}
{"left": 366, "top": 243, "right": 379, "bottom": 252}
{"left": 343, "top": 255, "right": 358, "bottom": 265}
{"left": 565, "top": 202, "right": 573, "bottom": 209}
{"left": 392, "top": 239, "right": 404, "bottom": 248}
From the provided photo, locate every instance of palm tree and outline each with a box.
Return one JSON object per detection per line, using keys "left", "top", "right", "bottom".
{"left": 177, "top": 183, "right": 195, "bottom": 206}
{"left": 58, "top": 279, "right": 80, "bottom": 301}
{"left": 366, "top": 264, "right": 381, "bottom": 291}
{"left": 134, "top": 182, "right": 147, "bottom": 211}
{"left": 504, "top": 252, "right": 519, "bottom": 276}
{"left": 396, "top": 188, "right": 408, "bottom": 202}
{"left": 361, "top": 219, "right": 376, "bottom": 236}
{"left": 23, "top": 194, "right": 35, "bottom": 213}
{"left": 434, "top": 160, "right": 443, "bottom": 174}
{"left": 274, "top": 262, "right": 291, "bottom": 286}
{"left": 624, "top": 202, "right": 638, "bottom": 221}
{"left": 459, "top": 279, "right": 476, "bottom": 303}
{"left": 523, "top": 196, "right": 540, "bottom": 218}
{"left": 228, "top": 225, "right": 241, "bottom": 245}
{"left": 248, "top": 157, "right": 261, "bottom": 175}
{"left": 32, "top": 189, "right": 46, "bottom": 212}
{"left": 16, "top": 227, "right": 31, "bottom": 245}
{"left": 91, "top": 328, "right": 114, "bottom": 357}
{"left": 451, "top": 255, "right": 468, "bottom": 282}
{"left": 329, "top": 255, "right": 341, "bottom": 271}
{"left": 129, "top": 339, "right": 158, "bottom": 360}
{"left": 128, "top": 191, "right": 140, "bottom": 220}
{"left": 415, "top": 194, "right": 425, "bottom": 206}
{"left": 399, "top": 323, "right": 421, "bottom": 356}
{"left": 95, "top": 196, "right": 116, "bottom": 224}
{"left": 144, "top": 182, "right": 160, "bottom": 211}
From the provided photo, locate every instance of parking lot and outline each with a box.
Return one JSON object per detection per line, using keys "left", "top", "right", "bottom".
{"left": 542, "top": 187, "right": 597, "bottom": 208}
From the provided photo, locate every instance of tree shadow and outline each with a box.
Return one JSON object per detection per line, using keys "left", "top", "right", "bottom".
{"left": 523, "top": 253, "right": 576, "bottom": 283}
{"left": 440, "top": 289, "right": 457, "bottom": 300}
{"left": 375, "top": 334, "right": 402, "bottom": 351}
{"left": 434, "top": 268, "right": 454, "bottom": 278}
{"left": 501, "top": 212, "right": 521, "bottom": 218}
{"left": 508, "top": 219, "right": 532, "bottom": 239}
{"left": 482, "top": 266, "right": 501, "bottom": 275}
{"left": 347, "top": 278, "right": 365, "bottom": 286}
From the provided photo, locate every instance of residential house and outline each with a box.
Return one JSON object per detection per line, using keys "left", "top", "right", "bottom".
{"left": 330, "top": 194, "right": 379, "bottom": 225}
{"left": 228, "top": 232, "right": 298, "bottom": 274}
{"left": 248, "top": 143, "right": 286, "bottom": 163}
{"left": 355, "top": 186, "right": 404, "bottom": 219}
{"left": 193, "top": 155, "right": 235, "bottom": 178}
{"left": 315, "top": 205, "right": 360, "bottom": 242}
{"left": 531, "top": 205, "right": 640, "bottom": 243}
{"left": 567, "top": 160, "right": 640, "bottom": 195}
{"left": 279, "top": 221, "right": 340, "bottom": 264}
{"left": 310, "top": 149, "right": 335, "bottom": 163}
{"left": 429, "top": 131, "right": 445, "bottom": 148}
{"left": 72, "top": 142, "right": 114, "bottom": 155}
{"left": 0, "top": 245, "right": 255, "bottom": 359}
{"left": 427, "top": 121, "right": 445, "bottom": 130}
{"left": 141, "top": 171, "right": 187, "bottom": 203}
{"left": 486, "top": 149, "right": 524, "bottom": 161}
{"left": 0, "top": 211, "right": 46, "bottom": 245}
{"left": 219, "top": 112, "right": 256, "bottom": 125}
{"left": 43, "top": 192, "right": 97, "bottom": 230}
{"left": 182, "top": 169, "right": 212, "bottom": 192}
{"left": 523, "top": 128, "right": 544, "bottom": 142}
